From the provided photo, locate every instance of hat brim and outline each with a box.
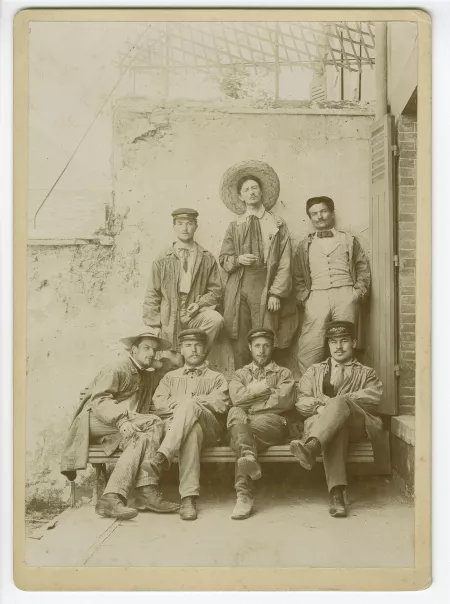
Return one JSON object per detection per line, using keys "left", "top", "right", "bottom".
{"left": 120, "top": 333, "right": 172, "bottom": 351}
{"left": 219, "top": 160, "right": 280, "bottom": 215}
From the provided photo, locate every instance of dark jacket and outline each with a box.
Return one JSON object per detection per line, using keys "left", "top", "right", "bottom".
{"left": 219, "top": 216, "right": 298, "bottom": 349}
{"left": 60, "top": 356, "right": 169, "bottom": 481}
{"left": 142, "top": 242, "right": 223, "bottom": 351}
{"left": 293, "top": 231, "right": 371, "bottom": 347}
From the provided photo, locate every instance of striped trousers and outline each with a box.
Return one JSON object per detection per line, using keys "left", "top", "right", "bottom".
{"left": 89, "top": 414, "right": 163, "bottom": 500}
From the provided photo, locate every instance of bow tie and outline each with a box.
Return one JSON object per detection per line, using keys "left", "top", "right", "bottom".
{"left": 183, "top": 366, "right": 204, "bottom": 377}
{"left": 317, "top": 230, "right": 334, "bottom": 238}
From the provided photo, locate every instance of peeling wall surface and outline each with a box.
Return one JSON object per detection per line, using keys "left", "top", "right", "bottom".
{"left": 27, "top": 103, "right": 374, "bottom": 502}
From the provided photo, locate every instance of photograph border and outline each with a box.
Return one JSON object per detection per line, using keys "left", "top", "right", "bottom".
{"left": 13, "top": 7, "right": 431, "bottom": 591}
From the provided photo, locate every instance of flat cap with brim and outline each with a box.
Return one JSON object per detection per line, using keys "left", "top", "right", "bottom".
{"left": 325, "top": 321, "right": 355, "bottom": 339}
{"left": 172, "top": 208, "right": 199, "bottom": 218}
{"left": 247, "top": 327, "right": 275, "bottom": 343}
{"left": 220, "top": 160, "right": 280, "bottom": 215}
{"left": 120, "top": 331, "right": 172, "bottom": 351}
{"left": 179, "top": 329, "right": 208, "bottom": 342}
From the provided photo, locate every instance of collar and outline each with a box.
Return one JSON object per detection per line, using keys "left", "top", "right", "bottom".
{"left": 249, "top": 360, "right": 278, "bottom": 375}
{"left": 314, "top": 227, "right": 337, "bottom": 238}
{"left": 174, "top": 240, "right": 196, "bottom": 253}
{"left": 330, "top": 357, "right": 355, "bottom": 370}
{"left": 182, "top": 363, "right": 208, "bottom": 377}
{"left": 129, "top": 354, "right": 155, "bottom": 373}
{"left": 166, "top": 242, "right": 204, "bottom": 257}
{"left": 237, "top": 206, "right": 266, "bottom": 224}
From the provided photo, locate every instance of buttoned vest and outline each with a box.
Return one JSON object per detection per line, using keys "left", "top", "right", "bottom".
{"left": 309, "top": 236, "right": 354, "bottom": 290}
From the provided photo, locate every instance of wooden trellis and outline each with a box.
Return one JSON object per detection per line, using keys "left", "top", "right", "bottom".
{"left": 117, "top": 21, "right": 376, "bottom": 75}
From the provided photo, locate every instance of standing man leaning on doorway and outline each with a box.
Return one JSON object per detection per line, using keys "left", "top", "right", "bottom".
{"left": 219, "top": 161, "right": 298, "bottom": 370}
{"left": 293, "top": 196, "right": 371, "bottom": 374}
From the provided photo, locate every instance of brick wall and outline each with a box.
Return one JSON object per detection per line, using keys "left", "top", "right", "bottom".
{"left": 397, "top": 114, "right": 417, "bottom": 414}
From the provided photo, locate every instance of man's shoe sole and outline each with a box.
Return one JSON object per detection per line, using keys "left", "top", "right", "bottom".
{"left": 136, "top": 503, "right": 180, "bottom": 513}
{"left": 329, "top": 507, "right": 348, "bottom": 518}
{"left": 289, "top": 440, "right": 315, "bottom": 471}
{"left": 231, "top": 510, "right": 253, "bottom": 520}
{"left": 180, "top": 513, "right": 197, "bottom": 521}
{"left": 95, "top": 507, "right": 138, "bottom": 520}
{"left": 237, "top": 457, "right": 262, "bottom": 480}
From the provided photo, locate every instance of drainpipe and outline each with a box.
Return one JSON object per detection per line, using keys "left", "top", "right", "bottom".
{"left": 375, "top": 22, "right": 388, "bottom": 120}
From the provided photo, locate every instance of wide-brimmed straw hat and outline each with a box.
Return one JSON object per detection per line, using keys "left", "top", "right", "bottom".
{"left": 120, "top": 329, "right": 172, "bottom": 351}
{"left": 219, "top": 160, "right": 280, "bottom": 215}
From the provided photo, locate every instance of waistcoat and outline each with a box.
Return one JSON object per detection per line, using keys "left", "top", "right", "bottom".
{"left": 309, "top": 236, "right": 353, "bottom": 290}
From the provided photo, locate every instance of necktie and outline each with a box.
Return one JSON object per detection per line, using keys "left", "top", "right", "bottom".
{"left": 179, "top": 248, "right": 190, "bottom": 272}
{"left": 243, "top": 215, "right": 265, "bottom": 267}
{"left": 333, "top": 364, "right": 346, "bottom": 393}
{"left": 317, "top": 230, "right": 334, "bottom": 238}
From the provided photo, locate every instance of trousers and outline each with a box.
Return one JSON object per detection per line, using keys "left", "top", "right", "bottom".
{"left": 231, "top": 267, "right": 267, "bottom": 369}
{"left": 227, "top": 406, "right": 287, "bottom": 498}
{"left": 158, "top": 400, "right": 223, "bottom": 499}
{"left": 297, "top": 286, "right": 358, "bottom": 374}
{"left": 303, "top": 397, "right": 367, "bottom": 491}
{"left": 89, "top": 414, "right": 163, "bottom": 500}
{"left": 162, "top": 302, "right": 224, "bottom": 368}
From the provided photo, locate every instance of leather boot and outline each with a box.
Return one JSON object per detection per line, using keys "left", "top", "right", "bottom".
{"left": 237, "top": 454, "right": 262, "bottom": 481}
{"left": 142, "top": 452, "right": 168, "bottom": 477}
{"left": 179, "top": 496, "right": 197, "bottom": 521}
{"left": 231, "top": 494, "right": 254, "bottom": 520}
{"left": 329, "top": 486, "right": 347, "bottom": 518}
{"left": 289, "top": 437, "right": 321, "bottom": 471}
{"left": 134, "top": 485, "right": 180, "bottom": 513}
{"left": 95, "top": 493, "right": 138, "bottom": 520}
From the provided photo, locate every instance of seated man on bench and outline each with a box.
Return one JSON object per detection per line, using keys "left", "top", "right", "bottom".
{"left": 60, "top": 329, "right": 180, "bottom": 520}
{"left": 289, "top": 320, "right": 383, "bottom": 518}
{"left": 228, "top": 328, "right": 296, "bottom": 520}
{"left": 147, "top": 329, "right": 230, "bottom": 521}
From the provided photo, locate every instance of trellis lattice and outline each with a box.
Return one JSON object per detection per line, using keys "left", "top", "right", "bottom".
{"left": 117, "top": 22, "right": 376, "bottom": 75}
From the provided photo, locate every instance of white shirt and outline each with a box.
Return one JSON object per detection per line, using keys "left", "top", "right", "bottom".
{"left": 237, "top": 206, "right": 279, "bottom": 262}
{"left": 174, "top": 241, "right": 197, "bottom": 294}
{"left": 313, "top": 227, "right": 344, "bottom": 255}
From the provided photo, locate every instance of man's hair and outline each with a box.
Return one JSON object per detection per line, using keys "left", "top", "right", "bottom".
{"left": 237, "top": 175, "right": 263, "bottom": 195}
{"left": 306, "top": 196, "right": 335, "bottom": 217}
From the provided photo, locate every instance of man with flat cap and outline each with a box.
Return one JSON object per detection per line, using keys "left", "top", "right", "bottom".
{"left": 147, "top": 329, "right": 230, "bottom": 521}
{"left": 219, "top": 161, "right": 298, "bottom": 370}
{"left": 143, "top": 208, "right": 224, "bottom": 367}
{"left": 290, "top": 321, "right": 384, "bottom": 518}
{"left": 227, "top": 327, "right": 296, "bottom": 520}
{"left": 293, "top": 196, "right": 371, "bottom": 374}
{"left": 60, "top": 329, "right": 180, "bottom": 520}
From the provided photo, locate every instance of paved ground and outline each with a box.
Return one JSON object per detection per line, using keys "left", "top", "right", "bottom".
{"left": 27, "top": 470, "right": 414, "bottom": 569}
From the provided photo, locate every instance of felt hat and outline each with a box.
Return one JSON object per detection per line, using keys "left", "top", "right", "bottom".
{"left": 247, "top": 327, "right": 275, "bottom": 343}
{"left": 325, "top": 321, "right": 355, "bottom": 339}
{"left": 120, "top": 329, "right": 172, "bottom": 351}
{"left": 219, "top": 160, "right": 280, "bottom": 215}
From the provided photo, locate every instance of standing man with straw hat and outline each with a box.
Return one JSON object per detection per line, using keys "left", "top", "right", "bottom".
{"left": 60, "top": 329, "right": 180, "bottom": 520}
{"left": 219, "top": 160, "right": 298, "bottom": 370}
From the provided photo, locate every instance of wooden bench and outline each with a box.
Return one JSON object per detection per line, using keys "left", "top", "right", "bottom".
{"left": 70, "top": 389, "right": 389, "bottom": 506}
{"left": 81, "top": 440, "right": 379, "bottom": 505}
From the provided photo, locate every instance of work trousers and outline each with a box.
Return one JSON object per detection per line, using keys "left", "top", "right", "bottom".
{"left": 89, "top": 414, "right": 163, "bottom": 500}
{"left": 158, "top": 400, "right": 223, "bottom": 499}
{"left": 297, "top": 286, "right": 358, "bottom": 374}
{"left": 227, "top": 406, "right": 287, "bottom": 498}
{"left": 162, "top": 299, "right": 224, "bottom": 368}
{"left": 231, "top": 267, "right": 267, "bottom": 369}
{"left": 303, "top": 397, "right": 367, "bottom": 491}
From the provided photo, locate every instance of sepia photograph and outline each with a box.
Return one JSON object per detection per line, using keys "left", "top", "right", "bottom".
{"left": 13, "top": 8, "right": 431, "bottom": 591}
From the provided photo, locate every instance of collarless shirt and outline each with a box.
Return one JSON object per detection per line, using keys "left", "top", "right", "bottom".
{"left": 237, "top": 207, "right": 278, "bottom": 262}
